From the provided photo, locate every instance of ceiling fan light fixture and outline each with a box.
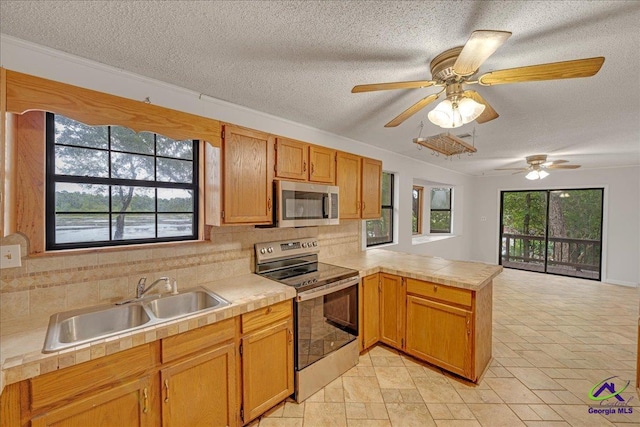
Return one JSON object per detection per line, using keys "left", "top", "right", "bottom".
{"left": 428, "top": 97, "right": 485, "bottom": 129}
{"left": 525, "top": 169, "right": 550, "bottom": 180}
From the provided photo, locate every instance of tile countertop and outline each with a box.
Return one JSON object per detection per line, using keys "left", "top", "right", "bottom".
{"left": 325, "top": 248, "right": 503, "bottom": 291}
{"left": 0, "top": 249, "right": 502, "bottom": 395}
{"left": 0, "top": 273, "right": 297, "bottom": 394}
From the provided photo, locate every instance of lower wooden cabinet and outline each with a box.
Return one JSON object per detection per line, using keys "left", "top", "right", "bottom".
{"left": 31, "top": 377, "right": 153, "bottom": 427}
{"left": 405, "top": 295, "right": 472, "bottom": 378}
{"left": 379, "top": 273, "right": 405, "bottom": 350}
{"left": 4, "top": 301, "right": 297, "bottom": 427}
{"left": 359, "top": 273, "right": 492, "bottom": 382}
{"left": 360, "top": 274, "right": 380, "bottom": 351}
{"left": 241, "top": 316, "right": 294, "bottom": 423}
{"left": 160, "top": 343, "right": 236, "bottom": 427}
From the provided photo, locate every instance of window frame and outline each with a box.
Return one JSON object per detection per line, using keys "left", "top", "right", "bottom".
{"left": 45, "top": 113, "right": 200, "bottom": 250}
{"left": 412, "top": 185, "right": 424, "bottom": 235}
{"left": 366, "top": 171, "right": 394, "bottom": 247}
{"left": 429, "top": 187, "right": 452, "bottom": 234}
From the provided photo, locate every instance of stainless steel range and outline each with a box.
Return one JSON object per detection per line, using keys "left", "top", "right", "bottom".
{"left": 255, "top": 238, "right": 360, "bottom": 402}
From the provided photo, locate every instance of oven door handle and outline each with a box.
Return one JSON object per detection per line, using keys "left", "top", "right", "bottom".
{"left": 297, "top": 277, "right": 359, "bottom": 302}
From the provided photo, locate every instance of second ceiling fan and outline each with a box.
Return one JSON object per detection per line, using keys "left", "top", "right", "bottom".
{"left": 352, "top": 30, "right": 604, "bottom": 128}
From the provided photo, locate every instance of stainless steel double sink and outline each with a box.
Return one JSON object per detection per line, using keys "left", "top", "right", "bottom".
{"left": 43, "top": 287, "right": 230, "bottom": 353}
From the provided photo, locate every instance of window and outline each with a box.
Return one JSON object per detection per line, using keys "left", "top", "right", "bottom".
{"left": 412, "top": 186, "right": 423, "bottom": 235}
{"left": 366, "top": 172, "right": 394, "bottom": 247}
{"left": 46, "top": 113, "right": 199, "bottom": 250}
{"left": 430, "top": 187, "right": 451, "bottom": 233}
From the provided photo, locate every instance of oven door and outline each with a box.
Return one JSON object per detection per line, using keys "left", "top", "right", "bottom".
{"left": 295, "top": 277, "right": 358, "bottom": 371}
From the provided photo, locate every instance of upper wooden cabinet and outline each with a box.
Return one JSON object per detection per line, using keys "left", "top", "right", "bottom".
{"left": 274, "top": 137, "right": 336, "bottom": 184}
{"left": 206, "top": 124, "right": 275, "bottom": 225}
{"left": 336, "top": 153, "right": 382, "bottom": 219}
{"left": 309, "top": 145, "right": 336, "bottom": 183}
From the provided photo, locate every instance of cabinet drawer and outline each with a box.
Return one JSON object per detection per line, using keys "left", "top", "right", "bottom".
{"left": 31, "top": 344, "right": 153, "bottom": 410}
{"left": 406, "top": 278, "right": 472, "bottom": 307}
{"left": 242, "top": 300, "right": 292, "bottom": 334}
{"left": 161, "top": 317, "right": 236, "bottom": 363}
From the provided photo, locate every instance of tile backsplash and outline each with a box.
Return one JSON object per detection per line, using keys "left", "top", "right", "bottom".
{"left": 0, "top": 221, "right": 361, "bottom": 335}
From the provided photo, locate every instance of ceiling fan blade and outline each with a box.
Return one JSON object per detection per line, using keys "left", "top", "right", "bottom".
{"left": 512, "top": 170, "right": 527, "bottom": 175}
{"left": 495, "top": 167, "right": 527, "bottom": 171}
{"left": 384, "top": 93, "right": 440, "bottom": 127}
{"left": 542, "top": 160, "right": 568, "bottom": 166}
{"left": 463, "top": 90, "right": 499, "bottom": 123}
{"left": 453, "top": 30, "right": 512, "bottom": 77}
{"left": 352, "top": 80, "right": 436, "bottom": 93}
{"left": 478, "top": 57, "right": 605, "bottom": 86}
{"left": 546, "top": 164, "right": 581, "bottom": 169}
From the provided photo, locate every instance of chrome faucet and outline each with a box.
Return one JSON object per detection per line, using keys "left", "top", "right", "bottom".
{"left": 136, "top": 276, "right": 170, "bottom": 299}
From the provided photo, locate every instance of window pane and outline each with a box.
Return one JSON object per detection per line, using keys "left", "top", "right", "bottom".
{"left": 158, "top": 214, "right": 193, "bottom": 237}
{"left": 412, "top": 188, "right": 421, "bottom": 234}
{"left": 55, "top": 145, "right": 109, "bottom": 177}
{"left": 55, "top": 183, "right": 109, "bottom": 212}
{"left": 381, "top": 172, "right": 392, "bottom": 206}
{"left": 55, "top": 115, "right": 108, "bottom": 149}
{"left": 430, "top": 211, "right": 451, "bottom": 233}
{"left": 111, "top": 152, "right": 154, "bottom": 180}
{"left": 157, "top": 158, "right": 193, "bottom": 183}
{"left": 112, "top": 214, "right": 155, "bottom": 240}
{"left": 158, "top": 189, "right": 193, "bottom": 212}
{"left": 157, "top": 136, "right": 193, "bottom": 160}
{"left": 366, "top": 207, "right": 392, "bottom": 246}
{"left": 431, "top": 188, "right": 451, "bottom": 209}
{"left": 110, "top": 127, "right": 154, "bottom": 154}
{"left": 55, "top": 214, "right": 110, "bottom": 243}
{"left": 111, "top": 186, "right": 155, "bottom": 212}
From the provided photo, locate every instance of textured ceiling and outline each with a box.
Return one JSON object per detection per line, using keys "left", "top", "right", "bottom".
{"left": 1, "top": 0, "right": 639, "bottom": 175}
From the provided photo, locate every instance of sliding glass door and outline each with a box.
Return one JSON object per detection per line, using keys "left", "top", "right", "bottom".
{"left": 500, "top": 188, "right": 603, "bottom": 280}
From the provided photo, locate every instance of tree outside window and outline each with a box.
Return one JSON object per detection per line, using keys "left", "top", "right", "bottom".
{"left": 366, "top": 172, "right": 394, "bottom": 246}
{"left": 46, "top": 113, "right": 198, "bottom": 250}
{"left": 430, "top": 187, "right": 452, "bottom": 233}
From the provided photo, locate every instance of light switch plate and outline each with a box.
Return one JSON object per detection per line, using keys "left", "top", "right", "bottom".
{"left": 0, "top": 244, "right": 22, "bottom": 269}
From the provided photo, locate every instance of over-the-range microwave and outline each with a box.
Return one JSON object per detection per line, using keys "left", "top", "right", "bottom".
{"left": 274, "top": 180, "right": 339, "bottom": 227}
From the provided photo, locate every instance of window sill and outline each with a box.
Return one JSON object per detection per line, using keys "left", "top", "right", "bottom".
{"left": 411, "top": 235, "right": 457, "bottom": 245}
{"left": 365, "top": 241, "right": 397, "bottom": 250}
{"left": 29, "top": 238, "right": 208, "bottom": 258}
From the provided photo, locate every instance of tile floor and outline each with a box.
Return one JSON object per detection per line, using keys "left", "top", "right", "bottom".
{"left": 249, "top": 268, "right": 639, "bottom": 426}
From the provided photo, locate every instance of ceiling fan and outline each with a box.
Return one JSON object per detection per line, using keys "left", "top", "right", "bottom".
{"left": 495, "top": 154, "right": 581, "bottom": 180}
{"left": 351, "top": 30, "right": 605, "bottom": 129}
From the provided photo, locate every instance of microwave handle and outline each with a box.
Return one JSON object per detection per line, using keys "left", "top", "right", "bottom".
{"left": 323, "top": 193, "right": 329, "bottom": 219}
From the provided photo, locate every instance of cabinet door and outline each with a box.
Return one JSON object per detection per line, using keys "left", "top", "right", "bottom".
{"left": 222, "top": 125, "right": 274, "bottom": 224}
{"left": 360, "top": 274, "right": 380, "bottom": 351}
{"left": 361, "top": 157, "right": 382, "bottom": 219}
{"left": 336, "top": 152, "right": 361, "bottom": 219}
{"left": 309, "top": 145, "right": 336, "bottom": 184}
{"left": 275, "top": 137, "right": 308, "bottom": 180}
{"left": 405, "top": 296, "right": 472, "bottom": 379}
{"left": 379, "top": 274, "right": 405, "bottom": 350}
{"left": 31, "top": 377, "right": 153, "bottom": 427}
{"left": 160, "top": 343, "right": 236, "bottom": 427}
{"left": 242, "top": 319, "right": 294, "bottom": 423}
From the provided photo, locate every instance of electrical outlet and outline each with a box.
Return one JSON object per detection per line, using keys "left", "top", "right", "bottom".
{"left": 1, "top": 244, "right": 22, "bottom": 269}
{"left": 480, "top": 216, "right": 487, "bottom": 222}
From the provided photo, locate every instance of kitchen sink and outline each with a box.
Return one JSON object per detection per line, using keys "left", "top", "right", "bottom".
{"left": 43, "top": 287, "right": 230, "bottom": 353}
{"left": 146, "top": 289, "right": 229, "bottom": 319}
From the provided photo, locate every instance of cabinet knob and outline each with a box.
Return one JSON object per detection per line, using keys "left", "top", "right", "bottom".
{"left": 311, "top": 163, "right": 315, "bottom": 174}
{"left": 143, "top": 387, "right": 149, "bottom": 413}
{"left": 267, "top": 197, "right": 272, "bottom": 210}
{"left": 434, "top": 285, "right": 438, "bottom": 291}
{"left": 267, "top": 306, "right": 273, "bottom": 314}
{"left": 362, "top": 201, "right": 366, "bottom": 211}
{"left": 303, "top": 162, "right": 307, "bottom": 172}
{"left": 164, "top": 379, "right": 169, "bottom": 403}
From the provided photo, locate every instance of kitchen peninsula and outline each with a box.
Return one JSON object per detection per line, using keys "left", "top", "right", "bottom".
{"left": 326, "top": 249, "right": 502, "bottom": 383}
{"left": 0, "top": 249, "right": 501, "bottom": 426}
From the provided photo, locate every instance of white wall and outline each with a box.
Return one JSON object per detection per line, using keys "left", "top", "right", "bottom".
{"left": 0, "top": 35, "right": 473, "bottom": 260}
{"left": 469, "top": 166, "right": 640, "bottom": 286}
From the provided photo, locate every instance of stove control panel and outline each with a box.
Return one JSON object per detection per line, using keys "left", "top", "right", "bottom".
{"left": 255, "top": 238, "right": 319, "bottom": 262}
